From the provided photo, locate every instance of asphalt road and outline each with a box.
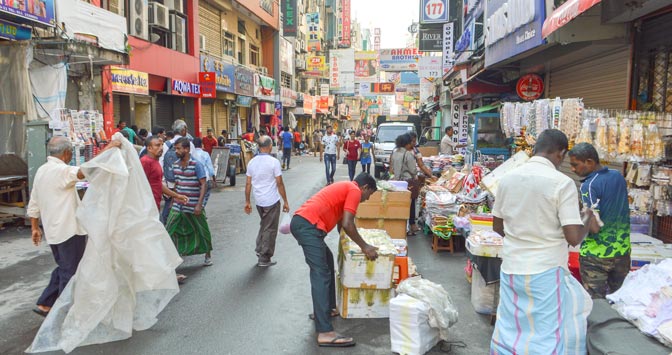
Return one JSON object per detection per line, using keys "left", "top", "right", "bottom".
{"left": 0, "top": 154, "right": 492, "bottom": 355}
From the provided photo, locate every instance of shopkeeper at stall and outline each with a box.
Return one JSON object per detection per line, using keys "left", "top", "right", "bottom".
{"left": 569, "top": 142, "right": 631, "bottom": 299}
{"left": 490, "top": 129, "right": 594, "bottom": 355}
{"left": 440, "top": 126, "right": 466, "bottom": 155}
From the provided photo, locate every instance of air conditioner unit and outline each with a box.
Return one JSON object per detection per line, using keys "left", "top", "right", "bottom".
{"left": 129, "top": 0, "right": 148, "bottom": 40}
{"left": 170, "top": 13, "right": 187, "bottom": 53}
{"left": 199, "top": 34, "right": 206, "bottom": 50}
{"left": 149, "top": 2, "right": 169, "bottom": 30}
{"left": 166, "top": 0, "right": 183, "bottom": 14}
{"left": 295, "top": 57, "right": 306, "bottom": 70}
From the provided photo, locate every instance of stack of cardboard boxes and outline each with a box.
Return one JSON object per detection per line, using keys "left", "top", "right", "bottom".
{"left": 355, "top": 190, "right": 412, "bottom": 239}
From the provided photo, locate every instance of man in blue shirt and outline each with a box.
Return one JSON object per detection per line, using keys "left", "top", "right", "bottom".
{"left": 191, "top": 137, "right": 217, "bottom": 206}
{"left": 280, "top": 126, "right": 293, "bottom": 170}
{"left": 569, "top": 142, "right": 631, "bottom": 299}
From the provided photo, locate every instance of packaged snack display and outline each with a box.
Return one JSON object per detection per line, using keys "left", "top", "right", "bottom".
{"left": 631, "top": 123, "right": 645, "bottom": 160}
{"left": 594, "top": 118, "right": 609, "bottom": 159}
{"left": 575, "top": 120, "right": 593, "bottom": 145}
{"left": 618, "top": 118, "right": 631, "bottom": 156}
{"left": 645, "top": 123, "right": 665, "bottom": 162}
{"left": 607, "top": 117, "right": 619, "bottom": 161}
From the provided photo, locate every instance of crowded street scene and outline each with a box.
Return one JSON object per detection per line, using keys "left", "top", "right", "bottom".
{"left": 2, "top": 0, "right": 672, "bottom": 354}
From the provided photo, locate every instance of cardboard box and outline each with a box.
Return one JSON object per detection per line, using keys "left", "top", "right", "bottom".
{"left": 417, "top": 145, "right": 439, "bottom": 157}
{"left": 357, "top": 190, "right": 411, "bottom": 219}
{"left": 339, "top": 252, "right": 395, "bottom": 289}
{"left": 356, "top": 218, "right": 407, "bottom": 239}
{"left": 337, "top": 278, "right": 394, "bottom": 318}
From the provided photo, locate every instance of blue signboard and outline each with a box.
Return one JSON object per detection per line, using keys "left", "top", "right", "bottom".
{"left": 236, "top": 95, "right": 252, "bottom": 107}
{"left": 200, "top": 54, "right": 236, "bottom": 93}
{"left": 0, "top": 0, "right": 55, "bottom": 27}
{"left": 484, "top": 0, "right": 545, "bottom": 68}
{"left": 0, "top": 18, "right": 31, "bottom": 40}
{"left": 420, "top": 0, "right": 449, "bottom": 24}
{"left": 400, "top": 72, "right": 420, "bottom": 85}
{"left": 234, "top": 66, "right": 254, "bottom": 97}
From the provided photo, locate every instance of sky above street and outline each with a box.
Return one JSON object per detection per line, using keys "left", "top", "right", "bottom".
{"left": 352, "top": 0, "right": 419, "bottom": 49}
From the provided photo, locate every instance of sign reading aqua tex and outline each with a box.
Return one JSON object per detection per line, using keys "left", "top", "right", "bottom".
{"left": 0, "top": 18, "right": 31, "bottom": 40}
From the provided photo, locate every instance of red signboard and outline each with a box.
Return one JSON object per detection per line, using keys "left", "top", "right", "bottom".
{"left": 542, "top": 0, "right": 602, "bottom": 38}
{"left": 371, "top": 82, "right": 396, "bottom": 94}
{"left": 199, "top": 72, "right": 216, "bottom": 98}
{"left": 340, "top": 0, "right": 351, "bottom": 47}
{"left": 516, "top": 74, "right": 544, "bottom": 101}
{"left": 317, "top": 96, "right": 329, "bottom": 113}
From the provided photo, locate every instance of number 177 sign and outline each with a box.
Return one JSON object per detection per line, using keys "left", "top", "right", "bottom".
{"left": 420, "top": 0, "right": 449, "bottom": 24}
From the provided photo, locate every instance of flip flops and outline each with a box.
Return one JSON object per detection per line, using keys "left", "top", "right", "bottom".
{"left": 318, "top": 335, "right": 356, "bottom": 348}
{"left": 32, "top": 308, "right": 49, "bottom": 317}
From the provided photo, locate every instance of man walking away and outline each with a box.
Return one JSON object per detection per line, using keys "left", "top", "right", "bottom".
{"left": 280, "top": 126, "right": 293, "bottom": 170}
{"left": 569, "top": 142, "right": 631, "bottom": 299}
{"left": 192, "top": 137, "right": 217, "bottom": 206}
{"left": 321, "top": 125, "right": 339, "bottom": 185}
{"left": 343, "top": 131, "right": 361, "bottom": 181}
{"left": 290, "top": 173, "right": 379, "bottom": 347}
{"left": 360, "top": 134, "right": 374, "bottom": 174}
{"left": 294, "top": 128, "right": 302, "bottom": 155}
{"left": 28, "top": 136, "right": 121, "bottom": 317}
{"left": 313, "top": 129, "right": 323, "bottom": 161}
{"left": 165, "top": 138, "right": 214, "bottom": 266}
{"left": 202, "top": 128, "right": 219, "bottom": 155}
{"left": 490, "top": 129, "right": 595, "bottom": 355}
{"left": 244, "top": 136, "right": 290, "bottom": 267}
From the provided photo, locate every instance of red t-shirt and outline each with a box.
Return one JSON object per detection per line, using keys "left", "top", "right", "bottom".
{"left": 202, "top": 136, "right": 218, "bottom": 154}
{"left": 295, "top": 181, "right": 362, "bottom": 233}
{"left": 344, "top": 139, "right": 361, "bottom": 161}
{"left": 140, "top": 155, "right": 163, "bottom": 211}
{"left": 242, "top": 133, "right": 254, "bottom": 142}
{"left": 294, "top": 131, "right": 301, "bottom": 143}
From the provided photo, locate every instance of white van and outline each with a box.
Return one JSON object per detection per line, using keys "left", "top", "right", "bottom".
{"left": 373, "top": 122, "right": 416, "bottom": 178}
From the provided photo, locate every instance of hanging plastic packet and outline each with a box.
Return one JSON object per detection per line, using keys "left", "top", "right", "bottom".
{"left": 576, "top": 119, "right": 593, "bottom": 145}
{"left": 617, "top": 118, "right": 631, "bottom": 160}
{"left": 552, "top": 97, "right": 562, "bottom": 129}
{"left": 630, "top": 122, "right": 645, "bottom": 161}
{"left": 594, "top": 117, "right": 608, "bottom": 160}
{"left": 606, "top": 117, "right": 619, "bottom": 162}
{"left": 645, "top": 123, "right": 665, "bottom": 162}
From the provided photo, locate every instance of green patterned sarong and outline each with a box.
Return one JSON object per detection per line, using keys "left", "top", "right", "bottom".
{"left": 166, "top": 210, "right": 213, "bottom": 256}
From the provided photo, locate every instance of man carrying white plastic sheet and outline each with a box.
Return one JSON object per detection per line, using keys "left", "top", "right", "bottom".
{"left": 490, "top": 129, "right": 594, "bottom": 355}
{"left": 27, "top": 133, "right": 182, "bottom": 353}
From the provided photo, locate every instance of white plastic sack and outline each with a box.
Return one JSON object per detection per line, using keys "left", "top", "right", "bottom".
{"left": 397, "top": 277, "right": 458, "bottom": 340}
{"left": 279, "top": 212, "right": 292, "bottom": 234}
{"left": 470, "top": 266, "right": 496, "bottom": 315}
{"left": 390, "top": 294, "right": 441, "bottom": 355}
{"left": 27, "top": 134, "right": 182, "bottom": 353}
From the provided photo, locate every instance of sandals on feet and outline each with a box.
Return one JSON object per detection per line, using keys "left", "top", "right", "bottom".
{"left": 318, "top": 335, "right": 355, "bottom": 348}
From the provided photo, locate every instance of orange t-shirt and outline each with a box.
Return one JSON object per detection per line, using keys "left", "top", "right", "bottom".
{"left": 294, "top": 131, "right": 301, "bottom": 143}
{"left": 295, "top": 181, "right": 362, "bottom": 233}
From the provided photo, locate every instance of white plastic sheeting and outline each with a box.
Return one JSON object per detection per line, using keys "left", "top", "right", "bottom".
{"left": 29, "top": 62, "right": 67, "bottom": 119}
{"left": 0, "top": 43, "right": 34, "bottom": 161}
{"left": 396, "top": 277, "right": 459, "bottom": 341}
{"left": 390, "top": 294, "right": 441, "bottom": 355}
{"left": 55, "top": 0, "right": 128, "bottom": 53}
{"left": 27, "top": 134, "right": 182, "bottom": 353}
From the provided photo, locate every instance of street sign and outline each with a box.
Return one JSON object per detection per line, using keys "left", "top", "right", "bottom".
{"left": 420, "top": 0, "right": 449, "bottom": 24}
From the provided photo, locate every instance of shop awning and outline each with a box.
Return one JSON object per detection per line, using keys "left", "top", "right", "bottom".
{"left": 542, "top": 0, "right": 602, "bottom": 38}
{"left": 467, "top": 103, "right": 500, "bottom": 114}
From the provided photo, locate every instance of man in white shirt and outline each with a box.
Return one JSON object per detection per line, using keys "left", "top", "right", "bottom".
{"left": 321, "top": 125, "right": 340, "bottom": 185}
{"left": 440, "top": 126, "right": 465, "bottom": 155}
{"left": 192, "top": 137, "right": 217, "bottom": 206}
{"left": 245, "top": 136, "right": 290, "bottom": 267}
{"left": 27, "top": 136, "right": 121, "bottom": 317}
{"left": 490, "top": 129, "right": 594, "bottom": 354}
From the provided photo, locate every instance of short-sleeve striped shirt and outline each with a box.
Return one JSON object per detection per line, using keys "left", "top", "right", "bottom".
{"left": 171, "top": 159, "right": 206, "bottom": 213}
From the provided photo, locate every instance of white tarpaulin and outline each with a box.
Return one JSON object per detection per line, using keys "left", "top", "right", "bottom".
{"left": 29, "top": 63, "right": 67, "bottom": 120}
{"left": 27, "top": 134, "right": 182, "bottom": 353}
{"left": 55, "top": 0, "right": 128, "bottom": 53}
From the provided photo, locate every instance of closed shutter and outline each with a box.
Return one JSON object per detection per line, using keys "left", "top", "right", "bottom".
{"left": 201, "top": 102, "right": 214, "bottom": 136}
{"left": 199, "top": 3, "right": 222, "bottom": 56}
{"left": 113, "top": 94, "right": 121, "bottom": 124}
{"left": 155, "top": 94, "right": 173, "bottom": 131}
{"left": 549, "top": 47, "right": 630, "bottom": 110}
{"left": 215, "top": 99, "right": 228, "bottom": 133}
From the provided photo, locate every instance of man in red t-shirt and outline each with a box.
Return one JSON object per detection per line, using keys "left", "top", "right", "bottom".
{"left": 140, "top": 136, "right": 189, "bottom": 211}
{"left": 343, "top": 131, "right": 361, "bottom": 181}
{"left": 202, "top": 128, "right": 218, "bottom": 155}
{"left": 242, "top": 128, "right": 255, "bottom": 142}
{"left": 293, "top": 129, "right": 302, "bottom": 155}
{"left": 290, "top": 173, "right": 378, "bottom": 348}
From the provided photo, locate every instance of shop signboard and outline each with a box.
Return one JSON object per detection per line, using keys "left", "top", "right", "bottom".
{"left": 400, "top": 72, "right": 420, "bottom": 85}
{"left": 451, "top": 100, "right": 471, "bottom": 154}
{"left": 0, "top": 0, "right": 55, "bottom": 27}
{"left": 280, "top": 37, "right": 294, "bottom": 74}
{"left": 281, "top": 87, "right": 297, "bottom": 107}
{"left": 110, "top": 67, "right": 149, "bottom": 95}
{"left": 274, "top": 102, "right": 283, "bottom": 122}
{"left": 379, "top": 48, "right": 422, "bottom": 72}
{"left": 234, "top": 66, "right": 254, "bottom": 96}
{"left": 200, "top": 55, "right": 235, "bottom": 93}
{"left": 281, "top": 0, "right": 297, "bottom": 36}
{"left": 442, "top": 22, "right": 454, "bottom": 75}
{"left": 254, "top": 74, "right": 276, "bottom": 102}
{"left": 305, "top": 55, "right": 327, "bottom": 77}
{"left": 371, "top": 82, "right": 395, "bottom": 94}
{"left": 303, "top": 94, "right": 314, "bottom": 115}
{"left": 339, "top": 0, "right": 351, "bottom": 48}
{"left": 420, "top": 0, "right": 449, "bottom": 24}
{"left": 454, "top": 19, "right": 475, "bottom": 63}
{"left": 236, "top": 95, "right": 252, "bottom": 107}
{"left": 198, "top": 72, "right": 216, "bottom": 98}
{"left": 0, "top": 18, "right": 30, "bottom": 40}
{"left": 329, "top": 48, "right": 355, "bottom": 94}
{"left": 317, "top": 96, "right": 329, "bottom": 114}
{"left": 420, "top": 77, "right": 435, "bottom": 101}
{"left": 418, "top": 56, "right": 441, "bottom": 79}
{"left": 171, "top": 79, "right": 201, "bottom": 98}
{"left": 306, "top": 12, "right": 321, "bottom": 52}
{"left": 418, "top": 24, "right": 443, "bottom": 52}
{"left": 516, "top": 73, "right": 544, "bottom": 101}
{"left": 485, "top": 0, "right": 546, "bottom": 67}
{"left": 354, "top": 51, "right": 378, "bottom": 83}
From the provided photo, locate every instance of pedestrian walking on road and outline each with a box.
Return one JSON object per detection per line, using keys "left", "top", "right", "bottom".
{"left": 343, "top": 131, "right": 361, "bottom": 181}
{"left": 569, "top": 142, "right": 631, "bottom": 299}
{"left": 165, "top": 138, "right": 214, "bottom": 266}
{"left": 192, "top": 137, "right": 218, "bottom": 206}
{"left": 360, "top": 134, "right": 374, "bottom": 174}
{"left": 290, "top": 173, "right": 378, "bottom": 347}
{"left": 313, "top": 129, "right": 323, "bottom": 161}
{"left": 244, "top": 136, "right": 290, "bottom": 267}
{"left": 490, "top": 129, "right": 595, "bottom": 354}
{"left": 27, "top": 136, "right": 122, "bottom": 317}
{"left": 280, "top": 126, "right": 293, "bottom": 170}
{"left": 321, "top": 125, "right": 339, "bottom": 185}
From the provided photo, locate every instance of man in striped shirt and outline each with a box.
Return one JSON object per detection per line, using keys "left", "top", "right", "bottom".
{"left": 165, "top": 137, "right": 214, "bottom": 266}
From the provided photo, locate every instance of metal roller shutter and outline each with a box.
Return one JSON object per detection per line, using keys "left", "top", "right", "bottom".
{"left": 155, "top": 94, "right": 174, "bottom": 131}
{"left": 215, "top": 100, "right": 228, "bottom": 134}
{"left": 113, "top": 94, "right": 121, "bottom": 124}
{"left": 201, "top": 102, "right": 214, "bottom": 136}
{"left": 199, "top": 3, "right": 222, "bottom": 55}
{"left": 549, "top": 47, "right": 630, "bottom": 110}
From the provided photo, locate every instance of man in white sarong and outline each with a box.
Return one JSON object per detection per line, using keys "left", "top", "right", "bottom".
{"left": 27, "top": 133, "right": 182, "bottom": 353}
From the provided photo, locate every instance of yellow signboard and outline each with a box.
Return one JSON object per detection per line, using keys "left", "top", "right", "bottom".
{"left": 305, "top": 55, "right": 327, "bottom": 77}
{"left": 110, "top": 67, "right": 149, "bottom": 95}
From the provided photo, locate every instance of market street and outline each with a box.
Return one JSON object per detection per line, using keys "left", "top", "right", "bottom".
{"left": 0, "top": 156, "right": 492, "bottom": 355}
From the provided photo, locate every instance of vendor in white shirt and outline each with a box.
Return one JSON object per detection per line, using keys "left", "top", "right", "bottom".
{"left": 440, "top": 126, "right": 466, "bottom": 155}
{"left": 27, "top": 136, "right": 121, "bottom": 317}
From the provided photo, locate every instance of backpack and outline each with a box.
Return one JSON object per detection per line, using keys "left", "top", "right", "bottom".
{"left": 163, "top": 140, "right": 179, "bottom": 183}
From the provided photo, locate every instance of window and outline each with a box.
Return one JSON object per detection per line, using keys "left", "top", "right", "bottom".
{"left": 238, "top": 19, "right": 246, "bottom": 35}
{"left": 222, "top": 31, "right": 235, "bottom": 58}
{"left": 281, "top": 72, "right": 292, "bottom": 88}
{"left": 238, "top": 38, "right": 246, "bottom": 64}
{"left": 250, "top": 45, "right": 259, "bottom": 66}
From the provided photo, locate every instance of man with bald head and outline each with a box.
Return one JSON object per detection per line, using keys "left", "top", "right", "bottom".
{"left": 244, "top": 135, "right": 290, "bottom": 267}
{"left": 27, "top": 136, "right": 121, "bottom": 317}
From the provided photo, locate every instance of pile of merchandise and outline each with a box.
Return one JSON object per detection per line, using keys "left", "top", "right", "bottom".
{"left": 50, "top": 109, "right": 106, "bottom": 164}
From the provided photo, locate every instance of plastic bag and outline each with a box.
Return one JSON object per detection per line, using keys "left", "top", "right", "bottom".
{"left": 279, "top": 212, "right": 292, "bottom": 234}
{"left": 397, "top": 277, "right": 458, "bottom": 341}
